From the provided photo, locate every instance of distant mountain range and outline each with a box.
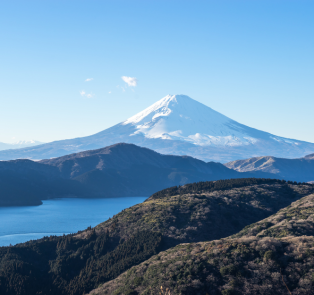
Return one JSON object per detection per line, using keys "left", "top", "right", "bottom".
{"left": 0, "top": 143, "right": 275, "bottom": 207}
{"left": 0, "top": 95, "right": 313, "bottom": 162}
{"left": 225, "top": 152, "right": 314, "bottom": 182}
{"left": 0, "top": 140, "right": 43, "bottom": 151}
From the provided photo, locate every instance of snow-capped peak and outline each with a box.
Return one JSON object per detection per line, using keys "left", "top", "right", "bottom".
{"left": 0, "top": 94, "right": 313, "bottom": 162}
{"left": 122, "top": 94, "right": 260, "bottom": 146}
{"left": 123, "top": 94, "right": 175, "bottom": 125}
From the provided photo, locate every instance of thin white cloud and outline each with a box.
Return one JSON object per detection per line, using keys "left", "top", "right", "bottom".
{"left": 121, "top": 76, "right": 138, "bottom": 87}
{"left": 85, "top": 78, "right": 93, "bottom": 82}
{"left": 108, "top": 91, "right": 111, "bottom": 94}
{"left": 80, "top": 90, "right": 94, "bottom": 98}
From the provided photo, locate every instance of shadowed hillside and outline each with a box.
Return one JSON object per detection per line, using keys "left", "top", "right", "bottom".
{"left": 0, "top": 160, "right": 87, "bottom": 206}
{"left": 0, "top": 143, "right": 276, "bottom": 207}
{"left": 90, "top": 186, "right": 314, "bottom": 295}
{"left": 40, "top": 143, "right": 277, "bottom": 198}
{"left": 0, "top": 179, "right": 313, "bottom": 295}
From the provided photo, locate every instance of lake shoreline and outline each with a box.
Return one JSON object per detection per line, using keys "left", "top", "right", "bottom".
{"left": 0, "top": 196, "right": 148, "bottom": 246}
{"left": 0, "top": 195, "right": 149, "bottom": 208}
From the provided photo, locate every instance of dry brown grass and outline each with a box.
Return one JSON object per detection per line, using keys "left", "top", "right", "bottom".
{"left": 159, "top": 286, "right": 171, "bottom": 295}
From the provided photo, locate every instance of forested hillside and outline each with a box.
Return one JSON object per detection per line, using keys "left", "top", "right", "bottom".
{"left": 91, "top": 190, "right": 314, "bottom": 295}
{"left": 0, "top": 178, "right": 313, "bottom": 295}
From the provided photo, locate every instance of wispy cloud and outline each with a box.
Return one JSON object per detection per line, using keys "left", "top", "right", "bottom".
{"left": 80, "top": 90, "right": 94, "bottom": 98}
{"left": 85, "top": 78, "right": 93, "bottom": 82}
{"left": 121, "top": 76, "right": 138, "bottom": 87}
{"left": 108, "top": 91, "right": 111, "bottom": 94}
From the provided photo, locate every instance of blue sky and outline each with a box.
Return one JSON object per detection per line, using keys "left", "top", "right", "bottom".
{"left": 0, "top": 0, "right": 313, "bottom": 144}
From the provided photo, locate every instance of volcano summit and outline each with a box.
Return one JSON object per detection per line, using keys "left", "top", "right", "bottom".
{"left": 0, "top": 95, "right": 313, "bottom": 162}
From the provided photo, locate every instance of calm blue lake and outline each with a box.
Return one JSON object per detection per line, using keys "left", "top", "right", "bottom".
{"left": 0, "top": 197, "right": 147, "bottom": 247}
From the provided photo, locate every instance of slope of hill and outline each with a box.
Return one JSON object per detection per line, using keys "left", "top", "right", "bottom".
{"left": 90, "top": 188, "right": 314, "bottom": 295}
{"left": 0, "top": 160, "right": 87, "bottom": 206}
{"left": 0, "top": 179, "right": 313, "bottom": 295}
{"left": 225, "top": 153, "right": 314, "bottom": 182}
{"left": 0, "top": 95, "right": 313, "bottom": 162}
{"left": 232, "top": 192, "right": 314, "bottom": 239}
{"left": 40, "top": 143, "right": 277, "bottom": 198}
{"left": 0, "top": 143, "right": 275, "bottom": 206}
{"left": 305, "top": 153, "right": 314, "bottom": 160}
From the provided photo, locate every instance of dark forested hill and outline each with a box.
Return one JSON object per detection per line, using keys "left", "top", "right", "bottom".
{"left": 40, "top": 143, "right": 277, "bottom": 198}
{"left": 0, "top": 179, "right": 313, "bottom": 295}
{"left": 0, "top": 160, "right": 87, "bottom": 206}
{"left": 0, "top": 143, "right": 277, "bottom": 206}
{"left": 225, "top": 153, "right": 314, "bottom": 182}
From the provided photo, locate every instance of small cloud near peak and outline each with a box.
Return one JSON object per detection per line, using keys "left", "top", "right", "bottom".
{"left": 85, "top": 78, "right": 93, "bottom": 82}
{"left": 122, "top": 76, "right": 138, "bottom": 87}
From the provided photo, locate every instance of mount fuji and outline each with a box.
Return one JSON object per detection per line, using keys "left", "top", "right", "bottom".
{"left": 0, "top": 95, "right": 313, "bottom": 162}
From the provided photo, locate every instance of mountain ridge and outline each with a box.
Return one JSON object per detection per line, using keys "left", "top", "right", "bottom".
{"left": 0, "top": 95, "right": 313, "bottom": 162}
{"left": 0, "top": 143, "right": 276, "bottom": 206}
{"left": 0, "top": 140, "right": 43, "bottom": 151}
{"left": 225, "top": 153, "right": 314, "bottom": 182}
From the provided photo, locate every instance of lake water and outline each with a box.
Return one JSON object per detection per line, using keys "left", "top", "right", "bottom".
{"left": 0, "top": 197, "right": 147, "bottom": 247}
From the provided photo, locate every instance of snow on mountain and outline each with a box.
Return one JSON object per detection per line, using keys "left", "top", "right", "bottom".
{"left": 13, "top": 140, "right": 43, "bottom": 146}
{"left": 0, "top": 140, "right": 43, "bottom": 151}
{"left": 124, "top": 95, "right": 268, "bottom": 146}
{"left": 0, "top": 94, "right": 313, "bottom": 162}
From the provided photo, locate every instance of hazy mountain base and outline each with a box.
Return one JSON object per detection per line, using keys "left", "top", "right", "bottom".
{"left": 0, "top": 130, "right": 313, "bottom": 163}
{"left": 89, "top": 193, "right": 314, "bottom": 295}
{"left": 0, "top": 140, "right": 43, "bottom": 151}
{"left": 0, "top": 179, "right": 313, "bottom": 295}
